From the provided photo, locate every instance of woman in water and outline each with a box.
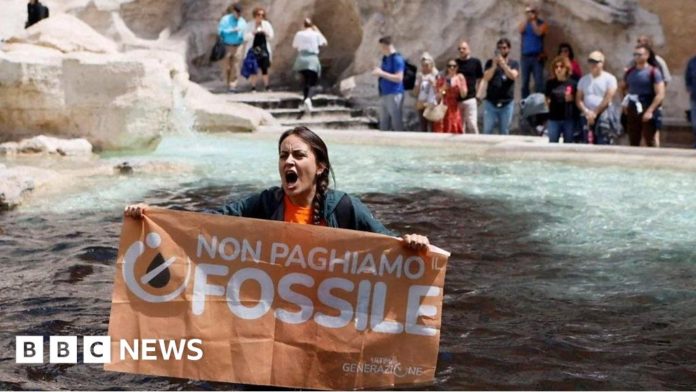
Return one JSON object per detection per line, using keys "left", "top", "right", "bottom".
{"left": 124, "top": 126, "right": 430, "bottom": 250}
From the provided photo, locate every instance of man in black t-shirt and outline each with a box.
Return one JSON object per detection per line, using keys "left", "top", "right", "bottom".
{"left": 455, "top": 41, "right": 484, "bottom": 134}
{"left": 481, "top": 38, "right": 520, "bottom": 135}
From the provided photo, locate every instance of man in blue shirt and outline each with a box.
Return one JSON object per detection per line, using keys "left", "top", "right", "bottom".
{"left": 372, "top": 36, "right": 405, "bottom": 131}
{"left": 217, "top": 4, "right": 246, "bottom": 92}
{"left": 518, "top": 4, "right": 547, "bottom": 98}
{"left": 622, "top": 44, "right": 665, "bottom": 147}
{"left": 686, "top": 53, "right": 696, "bottom": 148}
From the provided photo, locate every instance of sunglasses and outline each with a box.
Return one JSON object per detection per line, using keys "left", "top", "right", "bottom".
{"left": 458, "top": 47, "right": 467, "bottom": 51}
{"left": 497, "top": 46, "right": 509, "bottom": 50}
{"left": 633, "top": 52, "right": 644, "bottom": 57}
{"left": 554, "top": 64, "right": 565, "bottom": 69}
{"left": 447, "top": 64, "right": 457, "bottom": 68}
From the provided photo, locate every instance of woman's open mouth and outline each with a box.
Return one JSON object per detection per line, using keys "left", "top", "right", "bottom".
{"left": 285, "top": 171, "right": 299, "bottom": 186}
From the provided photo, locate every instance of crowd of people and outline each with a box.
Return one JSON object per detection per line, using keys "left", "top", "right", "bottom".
{"left": 371, "top": 3, "right": 690, "bottom": 148}
{"left": 216, "top": 3, "right": 327, "bottom": 115}
{"left": 213, "top": 3, "right": 695, "bottom": 148}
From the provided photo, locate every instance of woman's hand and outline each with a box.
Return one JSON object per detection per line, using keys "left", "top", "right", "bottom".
{"left": 124, "top": 203, "right": 149, "bottom": 219}
{"left": 402, "top": 234, "right": 430, "bottom": 251}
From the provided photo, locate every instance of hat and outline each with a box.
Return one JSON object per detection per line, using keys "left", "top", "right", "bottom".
{"left": 420, "top": 52, "right": 434, "bottom": 64}
{"left": 232, "top": 3, "right": 242, "bottom": 14}
{"left": 525, "top": 4, "right": 536, "bottom": 12}
{"left": 588, "top": 51, "right": 605, "bottom": 63}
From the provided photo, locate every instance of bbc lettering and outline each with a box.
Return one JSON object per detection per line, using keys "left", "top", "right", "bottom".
{"left": 16, "top": 336, "right": 203, "bottom": 364}
{"left": 16, "top": 336, "right": 111, "bottom": 364}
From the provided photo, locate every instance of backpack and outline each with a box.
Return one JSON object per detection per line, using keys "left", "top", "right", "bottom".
{"left": 402, "top": 60, "right": 417, "bottom": 90}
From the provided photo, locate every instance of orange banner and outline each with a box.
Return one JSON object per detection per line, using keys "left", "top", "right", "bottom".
{"left": 106, "top": 207, "right": 449, "bottom": 390}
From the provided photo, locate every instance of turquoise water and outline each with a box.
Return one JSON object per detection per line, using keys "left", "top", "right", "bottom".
{"left": 22, "top": 133, "right": 696, "bottom": 260}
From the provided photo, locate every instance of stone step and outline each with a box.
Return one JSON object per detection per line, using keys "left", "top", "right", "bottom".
{"left": 268, "top": 106, "right": 362, "bottom": 120}
{"left": 216, "top": 89, "right": 378, "bottom": 130}
{"left": 279, "top": 117, "right": 377, "bottom": 130}
{"left": 225, "top": 92, "right": 349, "bottom": 110}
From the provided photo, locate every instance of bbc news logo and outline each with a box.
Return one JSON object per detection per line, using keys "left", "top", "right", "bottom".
{"left": 15, "top": 336, "right": 203, "bottom": 364}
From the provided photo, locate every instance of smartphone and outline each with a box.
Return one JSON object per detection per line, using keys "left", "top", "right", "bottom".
{"left": 494, "top": 48, "right": 501, "bottom": 57}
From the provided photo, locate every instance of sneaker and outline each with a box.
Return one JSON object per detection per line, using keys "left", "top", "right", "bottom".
{"left": 304, "top": 98, "right": 313, "bottom": 112}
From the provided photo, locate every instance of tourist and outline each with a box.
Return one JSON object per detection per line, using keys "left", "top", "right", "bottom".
{"left": 217, "top": 4, "right": 246, "bottom": 92}
{"left": 25, "top": 0, "right": 49, "bottom": 29}
{"left": 576, "top": 51, "right": 618, "bottom": 145}
{"left": 518, "top": 3, "right": 547, "bottom": 98}
{"left": 433, "top": 59, "right": 467, "bottom": 134}
{"left": 625, "top": 36, "right": 671, "bottom": 146}
{"left": 622, "top": 44, "right": 665, "bottom": 147}
{"left": 480, "top": 38, "right": 519, "bottom": 135}
{"left": 558, "top": 43, "right": 582, "bottom": 80}
{"left": 372, "top": 36, "right": 405, "bottom": 131}
{"left": 544, "top": 56, "right": 578, "bottom": 143}
{"left": 455, "top": 41, "right": 484, "bottom": 134}
{"left": 243, "top": 7, "right": 274, "bottom": 92}
{"left": 685, "top": 53, "right": 696, "bottom": 148}
{"left": 292, "top": 18, "right": 328, "bottom": 114}
{"left": 413, "top": 52, "right": 439, "bottom": 132}
{"left": 557, "top": 43, "right": 582, "bottom": 140}
{"left": 124, "top": 126, "right": 430, "bottom": 250}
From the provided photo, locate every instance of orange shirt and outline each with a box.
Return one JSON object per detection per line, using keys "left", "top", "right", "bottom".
{"left": 284, "top": 195, "right": 323, "bottom": 225}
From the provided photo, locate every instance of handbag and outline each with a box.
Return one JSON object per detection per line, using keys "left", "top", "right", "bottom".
{"left": 210, "top": 37, "right": 226, "bottom": 62}
{"left": 423, "top": 102, "right": 447, "bottom": 122}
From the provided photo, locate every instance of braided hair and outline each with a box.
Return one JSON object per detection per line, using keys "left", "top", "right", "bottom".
{"left": 278, "top": 126, "right": 335, "bottom": 225}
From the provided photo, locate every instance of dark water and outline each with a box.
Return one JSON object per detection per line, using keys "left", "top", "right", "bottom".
{"left": 1, "top": 183, "right": 696, "bottom": 390}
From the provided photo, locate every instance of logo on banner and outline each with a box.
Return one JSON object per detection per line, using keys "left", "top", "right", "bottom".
{"left": 123, "top": 232, "right": 191, "bottom": 303}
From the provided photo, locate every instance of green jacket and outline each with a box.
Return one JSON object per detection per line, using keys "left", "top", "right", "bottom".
{"left": 217, "top": 186, "right": 395, "bottom": 236}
